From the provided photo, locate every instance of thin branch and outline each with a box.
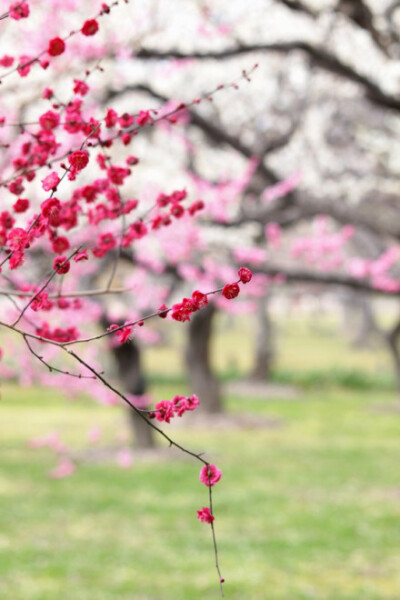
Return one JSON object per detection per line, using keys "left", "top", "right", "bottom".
{"left": 23, "top": 335, "right": 97, "bottom": 380}
{"left": 0, "top": 286, "right": 134, "bottom": 299}
{"left": 257, "top": 264, "right": 400, "bottom": 295}
{"left": 12, "top": 248, "right": 81, "bottom": 327}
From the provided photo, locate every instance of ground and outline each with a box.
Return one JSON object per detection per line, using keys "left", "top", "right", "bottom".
{"left": 2, "top": 378, "right": 400, "bottom": 599}
{"left": 2, "top": 312, "right": 400, "bottom": 599}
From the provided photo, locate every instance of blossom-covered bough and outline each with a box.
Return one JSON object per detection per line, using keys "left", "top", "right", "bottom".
{"left": 4, "top": 0, "right": 400, "bottom": 594}
{"left": 0, "top": 2, "right": 262, "bottom": 594}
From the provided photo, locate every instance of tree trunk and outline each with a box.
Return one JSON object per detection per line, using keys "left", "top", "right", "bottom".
{"left": 386, "top": 316, "right": 400, "bottom": 395}
{"left": 102, "top": 316, "right": 155, "bottom": 449}
{"left": 342, "top": 292, "right": 380, "bottom": 348}
{"left": 251, "top": 295, "right": 275, "bottom": 380}
{"left": 185, "top": 303, "right": 222, "bottom": 413}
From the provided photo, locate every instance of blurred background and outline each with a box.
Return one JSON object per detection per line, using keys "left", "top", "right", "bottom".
{"left": 2, "top": 0, "right": 400, "bottom": 598}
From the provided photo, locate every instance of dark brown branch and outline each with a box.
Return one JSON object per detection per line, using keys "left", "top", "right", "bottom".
{"left": 279, "top": 0, "right": 317, "bottom": 18}
{"left": 257, "top": 264, "right": 400, "bottom": 297}
{"left": 135, "top": 43, "right": 400, "bottom": 112}
{"left": 335, "top": 0, "right": 390, "bottom": 56}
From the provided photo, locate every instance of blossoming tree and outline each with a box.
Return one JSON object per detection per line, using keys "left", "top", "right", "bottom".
{"left": 4, "top": 0, "right": 400, "bottom": 594}
{"left": 0, "top": 1, "right": 263, "bottom": 594}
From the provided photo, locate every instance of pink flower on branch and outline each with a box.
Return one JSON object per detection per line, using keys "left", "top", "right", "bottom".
{"left": 7, "top": 227, "right": 29, "bottom": 252}
{"left": 9, "top": 1, "right": 30, "bottom": 20}
{"left": 17, "top": 55, "right": 33, "bottom": 77}
{"left": 199, "top": 464, "right": 222, "bottom": 486}
{"left": 148, "top": 394, "right": 200, "bottom": 422}
{"left": 41, "top": 172, "right": 60, "bottom": 192}
{"left": 107, "top": 323, "right": 133, "bottom": 344}
{"left": 73, "top": 249, "right": 88, "bottom": 262}
{"left": 81, "top": 19, "right": 99, "bottom": 36}
{"left": 39, "top": 110, "right": 60, "bottom": 131}
{"left": 238, "top": 267, "right": 252, "bottom": 284}
{"left": 197, "top": 507, "right": 215, "bottom": 524}
{"left": 68, "top": 150, "right": 89, "bottom": 172}
{"left": 53, "top": 255, "right": 70, "bottom": 275}
{"left": 48, "top": 37, "right": 65, "bottom": 57}
{"left": 221, "top": 282, "right": 240, "bottom": 300}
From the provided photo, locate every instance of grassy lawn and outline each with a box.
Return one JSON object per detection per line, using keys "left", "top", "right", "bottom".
{"left": 2, "top": 380, "right": 400, "bottom": 599}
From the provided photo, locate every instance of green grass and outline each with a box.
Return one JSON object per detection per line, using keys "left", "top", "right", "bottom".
{"left": 2, "top": 382, "right": 400, "bottom": 599}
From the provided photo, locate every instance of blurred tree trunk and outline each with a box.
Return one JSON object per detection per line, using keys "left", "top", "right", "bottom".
{"left": 342, "top": 292, "right": 380, "bottom": 348}
{"left": 386, "top": 315, "right": 400, "bottom": 395}
{"left": 251, "top": 295, "right": 275, "bottom": 380}
{"left": 185, "top": 303, "right": 222, "bottom": 413}
{"left": 101, "top": 316, "right": 155, "bottom": 449}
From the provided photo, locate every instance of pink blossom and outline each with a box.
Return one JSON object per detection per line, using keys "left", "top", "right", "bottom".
{"left": 154, "top": 400, "right": 174, "bottom": 423}
{"left": 171, "top": 395, "right": 188, "bottom": 417}
{"left": 73, "top": 249, "right": 89, "bottom": 262}
{"left": 158, "top": 304, "right": 169, "bottom": 318}
{"left": 116, "top": 448, "right": 133, "bottom": 469}
{"left": 0, "top": 55, "right": 14, "bottom": 67}
{"left": 238, "top": 267, "right": 252, "bottom": 284}
{"left": 53, "top": 255, "right": 70, "bottom": 275}
{"left": 192, "top": 290, "right": 208, "bottom": 309}
{"left": 81, "top": 19, "right": 99, "bottom": 36}
{"left": 30, "top": 291, "right": 51, "bottom": 312}
{"left": 234, "top": 246, "right": 267, "bottom": 265}
{"left": 171, "top": 302, "right": 192, "bottom": 322}
{"left": 50, "top": 458, "right": 75, "bottom": 479}
{"left": 9, "top": 2, "right": 30, "bottom": 20}
{"left": 29, "top": 431, "right": 64, "bottom": 452}
{"left": 9, "top": 251, "right": 24, "bottom": 269}
{"left": 222, "top": 283, "right": 240, "bottom": 300}
{"left": 39, "top": 110, "right": 60, "bottom": 131}
{"left": 7, "top": 227, "right": 29, "bottom": 252}
{"left": 186, "top": 394, "right": 200, "bottom": 411}
{"left": 137, "top": 110, "right": 152, "bottom": 126}
{"left": 17, "top": 55, "right": 33, "bottom": 77}
{"left": 197, "top": 506, "right": 215, "bottom": 524}
{"left": 265, "top": 223, "right": 281, "bottom": 248}
{"left": 109, "top": 323, "right": 133, "bottom": 344}
{"left": 261, "top": 171, "right": 302, "bottom": 203}
{"left": 41, "top": 172, "right": 60, "bottom": 191}
{"left": 73, "top": 79, "right": 89, "bottom": 96}
{"left": 48, "top": 37, "right": 65, "bottom": 57}
{"left": 41, "top": 197, "right": 61, "bottom": 225}
{"left": 68, "top": 150, "right": 89, "bottom": 172}
{"left": 105, "top": 108, "right": 118, "bottom": 127}
{"left": 199, "top": 464, "right": 222, "bottom": 486}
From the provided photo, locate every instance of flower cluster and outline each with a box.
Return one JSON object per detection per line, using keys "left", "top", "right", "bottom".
{"left": 107, "top": 323, "right": 133, "bottom": 344}
{"left": 35, "top": 322, "right": 79, "bottom": 343}
{"left": 171, "top": 290, "right": 208, "bottom": 322}
{"left": 148, "top": 394, "right": 200, "bottom": 423}
{"left": 170, "top": 268, "right": 253, "bottom": 322}
{"left": 221, "top": 267, "right": 253, "bottom": 300}
{"left": 196, "top": 464, "right": 222, "bottom": 526}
